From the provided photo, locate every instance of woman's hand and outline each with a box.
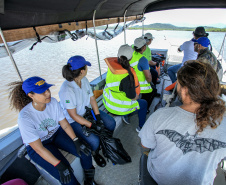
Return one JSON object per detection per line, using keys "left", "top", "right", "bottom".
{"left": 67, "top": 108, "right": 92, "bottom": 127}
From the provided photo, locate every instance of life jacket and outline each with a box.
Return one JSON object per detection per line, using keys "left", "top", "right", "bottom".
{"left": 129, "top": 51, "right": 153, "bottom": 93}
{"left": 103, "top": 57, "right": 140, "bottom": 115}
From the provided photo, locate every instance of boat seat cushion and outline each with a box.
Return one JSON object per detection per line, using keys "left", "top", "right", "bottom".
{"left": 139, "top": 154, "right": 157, "bottom": 185}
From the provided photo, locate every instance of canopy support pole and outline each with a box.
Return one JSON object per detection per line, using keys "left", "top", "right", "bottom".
{"left": 93, "top": 10, "right": 102, "bottom": 79}
{"left": 142, "top": 12, "right": 144, "bottom": 36}
{"left": 0, "top": 27, "right": 23, "bottom": 81}
{"left": 218, "top": 33, "right": 226, "bottom": 64}
{"left": 123, "top": 10, "right": 127, "bottom": 44}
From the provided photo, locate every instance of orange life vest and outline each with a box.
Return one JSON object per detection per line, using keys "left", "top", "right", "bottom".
{"left": 104, "top": 57, "right": 140, "bottom": 95}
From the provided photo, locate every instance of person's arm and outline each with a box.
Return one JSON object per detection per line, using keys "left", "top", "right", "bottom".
{"left": 29, "top": 139, "right": 60, "bottom": 166}
{"left": 138, "top": 57, "right": 152, "bottom": 83}
{"left": 90, "top": 96, "right": 100, "bottom": 115}
{"left": 148, "top": 60, "right": 157, "bottom": 66}
{"left": 67, "top": 108, "right": 92, "bottom": 128}
{"left": 143, "top": 69, "right": 152, "bottom": 83}
{"left": 59, "top": 118, "right": 77, "bottom": 140}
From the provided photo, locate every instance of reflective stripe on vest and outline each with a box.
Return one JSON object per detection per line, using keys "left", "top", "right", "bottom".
{"left": 103, "top": 68, "right": 140, "bottom": 115}
{"left": 103, "top": 97, "right": 138, "bottom": 114}
{"left": 103, "top": 90, "right": 138, "bottom": 106}
{"left": 130, "top": 51, "right": 152, "bottom": 93}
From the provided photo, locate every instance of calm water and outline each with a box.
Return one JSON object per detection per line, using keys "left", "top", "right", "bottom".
{"left": 0, "top": 30, "right": 226, "bottom": 138}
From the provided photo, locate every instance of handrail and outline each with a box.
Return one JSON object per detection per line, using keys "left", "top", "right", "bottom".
{"left": 0, "top": 27, "right": 23, "bottom": 81}
{"left": 93, "top": 0, "right": 108, "bottom": 79}
{"left": 123, "top": 0, "right": 141, "bottom": 44}
{"left": 218, "top": 33, "right": 226, "bottom": 61}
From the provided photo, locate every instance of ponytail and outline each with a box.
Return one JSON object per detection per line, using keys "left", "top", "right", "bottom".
{"left": 8, "top": 81, "right": 33, "bottom": 111}
{"left": 118, "top": 56, "right": 134, "bottom": 88}
{"left": 62, "top": 64, "right": 86, "bottom": 81}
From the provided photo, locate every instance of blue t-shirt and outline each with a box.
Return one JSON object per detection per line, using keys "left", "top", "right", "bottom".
{"left": 138, "top": 56, "right": 149, "bottom": 71}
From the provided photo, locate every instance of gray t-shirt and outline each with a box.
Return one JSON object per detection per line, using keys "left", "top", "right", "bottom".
{"left": 139, "top": 106, "right": 226, "bottom": 185}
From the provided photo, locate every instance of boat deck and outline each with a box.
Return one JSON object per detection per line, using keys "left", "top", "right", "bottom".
{"left": 95, "top": 71, "right": 226, "bottom": 185}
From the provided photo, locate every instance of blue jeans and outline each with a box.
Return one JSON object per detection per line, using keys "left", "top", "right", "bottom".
{"left": 136, "top": 99, "right": 148, "bottom": 128}
{"left": 71, "top": 110, "right": 116, "bottom": 151}
{"left": 167, "top": 63, "right": 182, "bottom": 83}
{"left": 27, "top": 126, "right": 93, "bottom": 185}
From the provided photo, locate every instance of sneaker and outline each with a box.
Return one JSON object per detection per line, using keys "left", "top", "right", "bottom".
{"left": 136, "top": 126, "right": 141, "bottom": 132}
{"left": 122, "top": 115, "right": 130, "bottom": 124}
{"left": 92, "top": 153, "right": 106, "bottom": 167}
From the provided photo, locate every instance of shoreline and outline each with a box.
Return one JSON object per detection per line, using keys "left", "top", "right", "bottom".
{"left": 128, "top": 28, "right": 226, "bottom": 32}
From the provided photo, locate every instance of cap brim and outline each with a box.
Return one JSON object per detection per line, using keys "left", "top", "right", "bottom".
{"left": 33, "top": 83, "right": 54, "bottom": 94}
{"left": 85, "top": 61, "right": 91, "bottom": 66}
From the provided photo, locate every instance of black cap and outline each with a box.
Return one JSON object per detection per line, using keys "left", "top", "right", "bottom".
{"left": 193, "top": 27, "right": 209, "bottom": 37}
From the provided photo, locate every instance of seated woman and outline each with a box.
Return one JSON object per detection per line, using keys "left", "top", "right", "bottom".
{"left": 130, "top": 37, "right": 155, "bottom": 113}
{"left": 103, "top": 44, "right": 147, "bottom": 132}
{"left": 59, "top": 56, "right": 116, "bottom": 168}
{"left": 8, "top": 76, "right": 96, "bottom": 185}
{"left": 143, "top": 32, "right": 160, "bottom": 87}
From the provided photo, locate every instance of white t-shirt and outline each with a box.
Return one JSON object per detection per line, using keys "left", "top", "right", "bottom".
{"left": 139, "top": 106, "right": 226, "bottom": 185}
{"left": 18, "top": 98, "right": 65, "bottom": 145}
{"left": 180, "top": 40, "right": 198, "bottom": 65}
{"left": 59, "top": 77, "right": 94, "bottom": 123}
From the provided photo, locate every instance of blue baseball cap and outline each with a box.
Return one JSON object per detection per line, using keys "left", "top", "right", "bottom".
{"left": 22, "top": 76, "right": 54, "bottom": 95}
{"left": 195, "top": 37, "right": 210, "bottom": 47}
{"left": 67, "top": 56, "right": 91, "bottom": 71}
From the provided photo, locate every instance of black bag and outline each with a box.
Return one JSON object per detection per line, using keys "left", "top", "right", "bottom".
{"left": 83, "top": 107, "right": 131, "bottom": 165}
{"left": 96, "top": 129, "right": 132, "bottom": 165}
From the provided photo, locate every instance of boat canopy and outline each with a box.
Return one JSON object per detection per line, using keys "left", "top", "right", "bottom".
{"left": 1, "top": 0, "right": 226, "bottom": 30}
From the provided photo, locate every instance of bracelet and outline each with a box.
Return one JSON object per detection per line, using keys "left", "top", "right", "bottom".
{"left": 54, "top": 160, "right": 61, "bottom": 167}
{"left": 73, "top": 137, "right": 78, "bottom": 141}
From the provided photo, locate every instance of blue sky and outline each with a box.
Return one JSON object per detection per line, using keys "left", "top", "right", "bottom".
{"left": 144, "top": 9, "right": 226, "bottom": 28}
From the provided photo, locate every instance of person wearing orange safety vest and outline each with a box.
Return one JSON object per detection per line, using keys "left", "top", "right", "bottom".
{"left": 130, "top": 37, "right": 155, "bottom": 112}
{"left": 103, "top": 44, "right": 148, "bottom": 132}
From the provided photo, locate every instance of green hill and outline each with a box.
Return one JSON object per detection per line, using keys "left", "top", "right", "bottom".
{"left": 129, "top": 23, "right": 226, "bottom": 32}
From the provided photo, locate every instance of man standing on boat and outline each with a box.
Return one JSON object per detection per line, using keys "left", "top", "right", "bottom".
{"left": 167, "top": 27, "right": 207, "bottom": 83}
{"left": 194, "top": 37, "right": 223, "bottom": 80}
{"left": 139, "top": 60, "right": 226, "bottom": 185}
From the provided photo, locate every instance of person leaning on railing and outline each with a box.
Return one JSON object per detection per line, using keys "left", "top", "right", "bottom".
{"left": 58, "top": 56, "right": 116, "bottom": 171}
{"left": 8, "top": 76, "right": 92, "bottom": 185}
{"left": 102, "top": 44, "right": 148, "bottom": 132}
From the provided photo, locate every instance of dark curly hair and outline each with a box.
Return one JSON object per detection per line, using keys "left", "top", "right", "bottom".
{"left": 177, "top": 60, "right": 225, "bottom": 133}
{"left": 8, "top": 81, "right": 33, "bottom": 111}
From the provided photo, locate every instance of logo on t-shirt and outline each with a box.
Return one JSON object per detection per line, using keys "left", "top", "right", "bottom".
{"left": 87, "top": 90, "right": 90, "bottom": 95}
{"left": 156, "top": 129, "right": 226, "bottom": 155}
{"left": 66, "top": 100, "right": 70, "bottom": 103}
{"left": 39, "top": 118, "right": 58, "bottom": 141}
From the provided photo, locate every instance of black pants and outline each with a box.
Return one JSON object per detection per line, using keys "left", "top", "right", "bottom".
{"left": 141, "top": 91, "right": 155, "bottom": 110}
{"left": 150, "top": 66, "right": 159, "bottom": 86}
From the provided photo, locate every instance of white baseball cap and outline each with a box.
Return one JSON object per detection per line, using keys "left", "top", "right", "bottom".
{"left": 134, "top": 37, "right": 146, "bottom": 49}
{"left": 118, "top": 44, "right": 134, "bottom": 60}
{"left": 144, "top": 33, "right": 154, "bottom": 40}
